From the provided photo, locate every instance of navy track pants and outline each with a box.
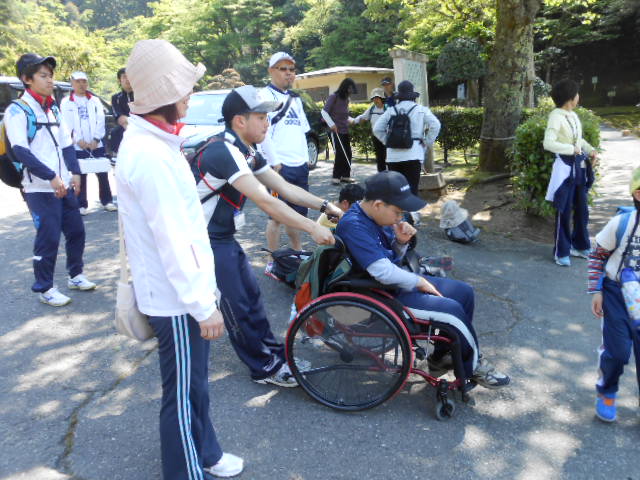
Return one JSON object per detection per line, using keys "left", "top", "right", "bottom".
{"left": 211, "top": 238, "right": 285, "bottom": 380}
{"left": 149, "top": 314, "right": 223, "bottom": 480}
{"left": 597, "top": 278, "right": 640, "bottom": 396}
{"left": 24, "top": 190, "right": 85, "bottom": 292}
{"left": 395, "top": 276, "right": 479, "bottom": 378}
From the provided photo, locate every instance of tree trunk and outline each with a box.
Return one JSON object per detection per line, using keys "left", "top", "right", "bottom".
{"left": 467, "top": 78, "right": 480, "bottom": 107}
{"left": 523, "top": 39, "right": 536, "bottom": 108}
{"left": 479, "top": 0, "right": 542, "bottom": 172}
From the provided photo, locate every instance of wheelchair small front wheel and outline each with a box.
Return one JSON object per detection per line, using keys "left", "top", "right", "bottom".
{"left": 435, "top": 398, "right": 456, "bottom": 421}
{"left": 286, "top": 293, "right": 412, "bottom": 411}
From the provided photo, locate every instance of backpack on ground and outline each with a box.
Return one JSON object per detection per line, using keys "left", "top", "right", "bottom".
{"left": 385, "top": 104, "right": 418, "bottom": 149}
{"left": 439, "top": 200, "right": 480, "bottom": 244}
{"left": 0, "top": 99, "right": 60, "bottom": 188}
{"left": 263, "top": 247, "right": 312, "bottom": 288}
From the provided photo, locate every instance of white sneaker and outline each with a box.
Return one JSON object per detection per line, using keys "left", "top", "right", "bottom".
{"left": 253, "top": 363, "right": 298, "bottom": 387}
{"left": 68, "top": 274, "right": 97, "bottom": 291}
{"left": 103, "top": 202, "right": 117, "bottom": 212}
{"left": 204, "top": 452, "right": 243, "bottom": 478}
{"left": 78, "top": 207, "right": 88, "bottom": 216}
{"left": 39, "top": 287, "right": 71, "bottom": 307}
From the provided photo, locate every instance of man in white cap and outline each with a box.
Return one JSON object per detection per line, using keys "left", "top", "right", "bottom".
{"left": 60, "top": 71, "right": 116, "bottom": 215}
{"left": 194, "top": 85, "right": 342, "bottom": 387}
{"left": 116, "top": 39, "right": 243, "bottom": 479}
{"left": 260, "top": 52, "right": 312, "bottom": 273}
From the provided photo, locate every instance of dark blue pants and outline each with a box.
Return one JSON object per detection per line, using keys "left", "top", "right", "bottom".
{"left": 553, "top": 155, "right": 590, "bottom": 258}
{"left": 149, "top": 314, "right": 223, "bottom": 480}
{"left": 395, "top": 276, "right": 479, "bottom": 378}
{"left": 24, "top": 190, "right": 85, "bottom": 293}
{"left": 597, "top": 278, "right": 640, "bottom": 395}
{"left": 279, "top": 163, "right": 309, "bottom": 216}
{"left": 211, "top": 238, "right": 285, "bottom": 380}
{"left": 76, "top": 147, "right": 113, "bottom": 209}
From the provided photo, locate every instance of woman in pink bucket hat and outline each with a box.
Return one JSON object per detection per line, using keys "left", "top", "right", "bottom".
{"left": 115, "top": 39, "right": 243, "bottom": 479}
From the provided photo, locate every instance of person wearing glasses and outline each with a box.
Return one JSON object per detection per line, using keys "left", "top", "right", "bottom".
{"left": 336, "top": 171, "right": 510, "bottom": 390}
{"left": 260, "top": 52, "right": 313, "bottom": 265}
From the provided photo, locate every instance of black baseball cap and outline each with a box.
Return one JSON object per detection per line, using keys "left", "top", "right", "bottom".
{"left": 16, "top": 53, "right": 57, "bottom": 77}
{"left": 381, "top": 76, "right": 393, "bottom": 85}
{"left": 364, "top": 171, "right": 427, "bottom": 212}
{"left": 221, "top": 85, "right": 281, "bottom": 123}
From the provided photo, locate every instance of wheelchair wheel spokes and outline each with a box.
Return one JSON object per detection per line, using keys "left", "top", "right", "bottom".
{"left": 287, "top": 295, "right": 412, "bottom": 411}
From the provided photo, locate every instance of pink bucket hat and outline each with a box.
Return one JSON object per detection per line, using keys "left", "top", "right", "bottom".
{"left": 126, "top": 39, "right": 206, "bottom": 115}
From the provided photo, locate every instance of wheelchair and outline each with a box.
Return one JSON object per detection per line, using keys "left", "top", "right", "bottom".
{"left": 284, "top": 239, "right": 476, "bottom": 420}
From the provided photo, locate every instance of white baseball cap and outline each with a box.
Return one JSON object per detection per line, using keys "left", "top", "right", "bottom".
{"left": 268, "top": 52, "right": 295, "bottom": 68}
{"left": 70, "top": 71, "right": 88, "bottom": 81}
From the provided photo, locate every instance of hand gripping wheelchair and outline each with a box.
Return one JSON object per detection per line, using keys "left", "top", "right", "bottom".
{"left": 284, "top": 237, "right": 476, "bottom": 420}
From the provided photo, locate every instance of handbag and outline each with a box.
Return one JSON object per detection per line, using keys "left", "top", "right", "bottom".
{"left": 114, "top": 214, "right": 154, "bottom": 341}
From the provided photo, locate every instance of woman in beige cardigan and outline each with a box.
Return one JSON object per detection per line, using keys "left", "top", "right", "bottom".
{"left": 543, "top": 79, "right": 598, "bottom": 267}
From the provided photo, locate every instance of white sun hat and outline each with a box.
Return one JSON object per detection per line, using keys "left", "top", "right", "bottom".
{"left": 126, "top": 39, "right": 206, "bottom": 115}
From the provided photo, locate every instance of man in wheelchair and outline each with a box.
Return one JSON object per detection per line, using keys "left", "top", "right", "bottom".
{"left": 335, "top": 171, "right": 510, "bottom": 389}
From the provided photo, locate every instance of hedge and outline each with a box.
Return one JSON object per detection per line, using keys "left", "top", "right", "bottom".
{"left": 342, "top": 102, "right": 538, "bottom": 163}
{"left": 511, "top": 106, "right": 601, "bottom": 217}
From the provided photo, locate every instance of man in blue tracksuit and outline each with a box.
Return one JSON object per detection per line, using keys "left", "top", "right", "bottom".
{"left": 5, "top": 53, "right": 96, "bottom": 307}
{"left": 336, "top": 171, "right": 510, "bottom": 389}
{"left": 194, "top": 86, "right": 342, "bottom": 387}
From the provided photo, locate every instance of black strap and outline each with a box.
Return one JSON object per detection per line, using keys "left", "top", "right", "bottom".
{"left": 270, "top": 95, "right": 294, "bottom": 127}
{"left": 617, "top": 210, "right": 640, "bottom": 277}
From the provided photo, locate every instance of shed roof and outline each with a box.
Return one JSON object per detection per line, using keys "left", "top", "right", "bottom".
{"left": 296, "top": 66, "right": 393, "bottom": 79}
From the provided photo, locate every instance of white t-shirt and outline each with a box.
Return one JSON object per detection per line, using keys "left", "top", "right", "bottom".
{"left": 596, "top": 213, "right": 640, "bottom": 281}
{"left": 74, "top": 96, "right": 93, "bottom": 144}
{"left": 259, "top": 85, "right": 310, "bottom": 167}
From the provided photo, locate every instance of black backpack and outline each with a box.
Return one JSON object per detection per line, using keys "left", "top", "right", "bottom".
{"left": 385, "top": 105, "right": 417, "bottom": 148}
{"left": 263, "top": 248, "right": 312, "bottom": 288}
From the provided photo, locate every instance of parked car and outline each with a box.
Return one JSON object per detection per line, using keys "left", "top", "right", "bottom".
{"left": 0, "top": 76, "right": 117, "bottom": 157}
{"left": 180, "top": 88, "right": 328, "bottom": 169}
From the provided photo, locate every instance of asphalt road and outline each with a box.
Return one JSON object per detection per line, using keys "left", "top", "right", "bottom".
{"left": 0, "top": 129, "right": 638, "bottom": 480}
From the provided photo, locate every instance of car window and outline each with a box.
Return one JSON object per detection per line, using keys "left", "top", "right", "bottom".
{"left": 0, "top": 84, "right": 23, "bottom": 116}
{"left": 182, "top": 93, "right": 226, "bottom": 125}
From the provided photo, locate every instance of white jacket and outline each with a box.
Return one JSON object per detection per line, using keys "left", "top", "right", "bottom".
{"left": 60, "top": 92, "right": 105, "bottom": 150}
{"left": 373, "top": 100, "right": 441, "bottom": 163}
{"left": 4, "top": 90, "right": 74, "bottom": 193}
{"left": 115, "top": 115, "right": 218, "bottom": 321}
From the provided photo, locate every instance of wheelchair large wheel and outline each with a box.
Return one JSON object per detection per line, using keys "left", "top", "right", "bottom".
{"left": 286, "top": 292, "right": 412, "bottom": 411}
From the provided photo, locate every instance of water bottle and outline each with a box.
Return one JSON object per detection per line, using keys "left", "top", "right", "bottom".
{"left": 620, "top": 268, "right": 640, "bottom": 321}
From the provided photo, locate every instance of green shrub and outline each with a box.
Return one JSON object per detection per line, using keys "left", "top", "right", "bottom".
{"left": 431, "top": 106, "right": 483, "bottom": 163}
{"left": 349, "top": 103, "right": 376, "bottom": 159}
{"left": 511, "top": 106, "right": 601, "bottom": 217}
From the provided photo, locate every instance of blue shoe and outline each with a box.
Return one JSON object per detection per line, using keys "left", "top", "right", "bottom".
{"left": 570, "top": 248, "right": 591, "bottom": 259}
{"left": 554, "top": 256, "right": 571, "bottom": 266}
{"left": 595, "top": 393, "right": 617, "bottom": 422}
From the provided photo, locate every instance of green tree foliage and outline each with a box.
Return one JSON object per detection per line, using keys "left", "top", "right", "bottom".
{"left": 286, "top": 0, "right": 402, "bottom": 70}
{"left": 436, "top": 38, "right": 486, "bottom": 85}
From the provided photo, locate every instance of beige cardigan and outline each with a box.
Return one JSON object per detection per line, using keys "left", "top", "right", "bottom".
{"left": 543, "top": 108, "right": 594, "bottom": 156}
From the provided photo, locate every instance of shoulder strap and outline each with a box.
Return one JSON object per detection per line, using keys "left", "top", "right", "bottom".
{"left": 616, "top": 210, "right": 640, "bottom": 277}
{"left": 11, "top": 99, "right": 38, "bottom": 143}
{"left": 194, "top": 135, "right": 235, "bottom": 204}
{"left": 270, "top": 95, "right": 294, "bottom": 127}
{"left": 616, "top": 211, "right": 633, "bottom": 250}
{"left": 407, "top": 105, "right": 418, "bottom": 115}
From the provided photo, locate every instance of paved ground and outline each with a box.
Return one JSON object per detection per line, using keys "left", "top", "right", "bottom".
{"left": 0, "top": 128, "right": 639, "bottom": 480}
